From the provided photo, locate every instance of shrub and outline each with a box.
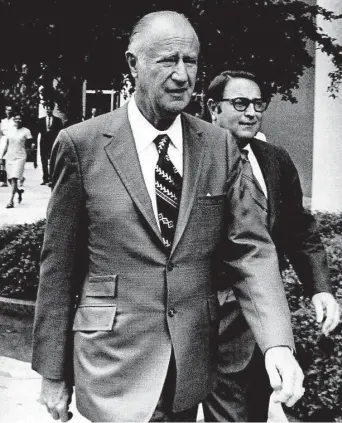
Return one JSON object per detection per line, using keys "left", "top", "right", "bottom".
{"left": 288, "top": 302, "right": 342, "bottom": 422}
{"left": 0, "top": 219, "right": 45, "bottom": 300}
{"left": 314, "top": 211, "right": 342, "bottom": 239}
{"left": 283, "top": 213, "right": 342, "bottom": 422}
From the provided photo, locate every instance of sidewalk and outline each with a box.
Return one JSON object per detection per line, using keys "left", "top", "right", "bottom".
{"left": 0, "top": 162, "right": 50, "bottom": 228}
{"left": 0, "top": 357, "right": 87, "bottom": 423}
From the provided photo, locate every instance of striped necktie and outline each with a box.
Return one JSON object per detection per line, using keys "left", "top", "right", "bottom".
{"left": 154, "top": 134, "right": 182, "bottom": 250}
{"left": 241, "top": 149, "right": 268, "bottom": 219}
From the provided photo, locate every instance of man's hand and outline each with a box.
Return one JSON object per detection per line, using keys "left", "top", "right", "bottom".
{"left": 312, "top": 292, "right": 340, "bottom": 335}
{"left": 265, "top": 346, "right": 304, "bottom": 407}
{"left": 39, "top": 377, "right": 73, "bottom": 421}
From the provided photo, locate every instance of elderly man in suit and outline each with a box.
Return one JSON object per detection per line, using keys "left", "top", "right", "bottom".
{"left": 32, "top": 13, "right": 304, "bottom": 423}
{"left": 205, "top": 70, "right": 340, "bottom": 422}
{"left": 37, "top": 101, "right": 63, "bottom": 185}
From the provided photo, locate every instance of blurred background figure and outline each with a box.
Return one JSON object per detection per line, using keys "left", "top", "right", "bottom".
{"left": 0, "top": 112, "right": 33, "bottom": 208}
{"left": 0, "top": 105, "right": 15, "bottom": 187}
{"left": 89, "top": 107, "right": 98, "bottom": 119}
{"left": 36, "top": 101, "right": 63, "bottom": 185}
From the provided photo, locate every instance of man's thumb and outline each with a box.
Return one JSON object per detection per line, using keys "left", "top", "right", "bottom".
{"left": 266, "top": 362, "right": 282, "bottom": 391}
{"left": 312, "top": 296, "right": 323, "bottom": 323}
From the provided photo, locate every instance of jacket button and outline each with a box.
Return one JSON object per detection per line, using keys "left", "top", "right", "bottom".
{"left": 168, "top": 308, "right": 176, "bottom": 317}
{"left": 167, "top": 262, "right": 174, "bottom": 271}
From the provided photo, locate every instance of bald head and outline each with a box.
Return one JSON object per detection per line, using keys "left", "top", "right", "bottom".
{"left": 125, "top": 11, "right": 199, "bottom": 129}
{"left": 128, "top": 11, "right": 199, "bottom": 58}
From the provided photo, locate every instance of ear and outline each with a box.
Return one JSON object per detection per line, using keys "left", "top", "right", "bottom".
{"left": 207, "top": 99, "right": 221, "bottom": 123}
{"left": 125, "top": 51, "right": 138, "bottom": 79}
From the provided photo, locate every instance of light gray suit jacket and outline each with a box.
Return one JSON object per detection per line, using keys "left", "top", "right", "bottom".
{"left": 32, "top": 105, "right": 294, "bottom": 422}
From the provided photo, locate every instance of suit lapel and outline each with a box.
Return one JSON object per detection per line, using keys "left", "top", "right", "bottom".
{"left": 102, "top": 109, "right": 206, "bottom": 255}
{"left": 103, "top": 106, "right": 163, "bottom": 245}
{"left": 171, "top": 115, "right": 206, "bottom": 255}
{"left": 250, "top": 139, "right": 281, "bottom": 231}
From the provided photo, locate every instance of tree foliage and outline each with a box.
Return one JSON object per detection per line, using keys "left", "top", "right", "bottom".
{"left": 0, "top": 0, "right": 341, "bottom": 118}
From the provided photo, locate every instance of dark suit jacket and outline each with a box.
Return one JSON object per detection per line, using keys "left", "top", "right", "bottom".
{"left": 32, "top": 108, "right": 295, "bottom": 422}
{"left": 37, "top": 114, "right": 63, "bottom": 156}
{"left": 252, "top": 139, "right": 330, "bottom": 294}
{"left": 216, "top": 138, "right": 331, "bottom": 373}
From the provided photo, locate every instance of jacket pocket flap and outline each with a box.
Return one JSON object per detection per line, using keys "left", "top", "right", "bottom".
{"left": 87, "top": 275, "right": 117, "bottom": 297}
{"left": 73, "top": 305, "right": 117, "bottom": 331}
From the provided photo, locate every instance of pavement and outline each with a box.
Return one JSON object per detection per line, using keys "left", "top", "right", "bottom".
{"left": 0, "top": 162, "right": 50, "bottom": 227}
{"left": 0, "top": 161, "right": 286, "bottom": 422}
{"left": 0, "top": 357, "right": 87, "bottom": 423}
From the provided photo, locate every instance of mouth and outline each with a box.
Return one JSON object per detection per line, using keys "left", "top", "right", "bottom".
{"left": 167, "top": 88, "right": 188, "bottom": 95}
{"left": 239, "top": 122, "right": 257, "bottom": 127}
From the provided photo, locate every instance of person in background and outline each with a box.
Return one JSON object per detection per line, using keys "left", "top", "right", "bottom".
{"left": 0, "top": 112, "right": 33, "bottom": 208}
{"left": 89, "top": 107, "right": 99, "bottom": 119}
{"left": 0, "top": 105, "right": 15, "bottom": 187}
{"left": 36, "top": 101, "right": 63, "bottom": 185}
{"left": 32, "top": 12, "right": 304, "bottom": 423}
{"left": 204, "top": 69, "right": 340, "bottom": 422}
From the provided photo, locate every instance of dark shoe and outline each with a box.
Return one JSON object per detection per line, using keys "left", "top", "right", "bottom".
{"left": 40, "top": 181, "right": 47, "bottom": 185}
{"left": 1, "top": 182, "right": 8, "bottom": 187}
{"left": 18, "top": 189, "right": 24, "bottom": 204}
{"left": 6, "top": 202, "right": 14, "bottom": 208}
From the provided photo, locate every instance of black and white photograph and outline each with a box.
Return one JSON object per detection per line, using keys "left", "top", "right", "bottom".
{"left": 0, "top": 1, "right": 341, "bottom": 422}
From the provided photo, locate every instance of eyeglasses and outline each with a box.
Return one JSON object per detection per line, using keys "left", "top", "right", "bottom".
{"left": 219, "top": 97, "right": 269, "bottom": 112}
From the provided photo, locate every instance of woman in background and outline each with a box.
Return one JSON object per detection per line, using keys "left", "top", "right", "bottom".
{"left": 0, "top": 113, "right": 33, "bottom": 208}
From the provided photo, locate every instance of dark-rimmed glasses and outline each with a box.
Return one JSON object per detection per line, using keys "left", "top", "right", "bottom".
{"left": 219, "top": 97, "right": 269, "bottom": 112}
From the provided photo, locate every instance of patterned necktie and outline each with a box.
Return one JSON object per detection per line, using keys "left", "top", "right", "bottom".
{"left": 154, "top": 134, "right": 182, "bottom": 250}
{"left": 241, "top": 149, "right": 268, "bottom": 219}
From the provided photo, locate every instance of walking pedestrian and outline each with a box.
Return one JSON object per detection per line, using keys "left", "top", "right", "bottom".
{"left": 0, "top": 113, "right": 33, "bottom": 208}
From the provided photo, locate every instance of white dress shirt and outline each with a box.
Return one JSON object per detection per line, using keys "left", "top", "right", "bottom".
{"left": 127, "top": 96, "right": 184, "bottom": 421}
{"left": 245, "top": 133, "right": 268, "bottom": 199}
{"left": 46, "top": 116, "right": 52, "bottom": 130}
{"left": 128, "top": 95, "right": 183, "bottom": 226}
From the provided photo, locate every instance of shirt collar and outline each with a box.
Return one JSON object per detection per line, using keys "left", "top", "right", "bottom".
{"left": 128, "top": 95, "right": 183, "bottom": 154}
{"left": 241, "top": 132, "right": 267, "bottom": 153}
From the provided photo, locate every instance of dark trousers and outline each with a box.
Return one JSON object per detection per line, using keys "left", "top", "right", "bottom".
{"left": 40, "top": 151, "right": 51, "bottom": 183}
{"left": 202, "top": 347, "right": 272, "bottom": 422}
{"left": 150, "top": 355, "right": 198, "bottom": 422}
{"left": 0, "top": 159, "right": 7, "bottom": 184}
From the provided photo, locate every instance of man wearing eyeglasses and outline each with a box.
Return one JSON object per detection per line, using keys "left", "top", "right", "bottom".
{"left": 204, "top": 70, "right": 340, "bottom": 421}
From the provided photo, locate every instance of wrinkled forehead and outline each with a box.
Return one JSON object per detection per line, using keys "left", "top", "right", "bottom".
{"left": 140, "top": 18, "right": 199, "bottom": 56}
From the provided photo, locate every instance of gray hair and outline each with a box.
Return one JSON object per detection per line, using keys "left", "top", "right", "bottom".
{"left": 128, "top": 11, "right": 198, "bottom": 57}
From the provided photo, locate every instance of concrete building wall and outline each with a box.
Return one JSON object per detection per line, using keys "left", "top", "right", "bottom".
{"left": 262, "top": 64, "right": 315, "bottom": 198}
{"left": 312, "top": 0, "right": 342, "bottom": 212}
{"left": 261, "top": 0, "right": 342, "bottom": 211}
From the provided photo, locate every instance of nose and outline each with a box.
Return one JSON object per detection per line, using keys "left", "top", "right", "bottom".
{"left": 244, "top": 103, "right": 257, "bottom": 117}
{"left": 172, "top": 60, "right": 188, "bottom": 84}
